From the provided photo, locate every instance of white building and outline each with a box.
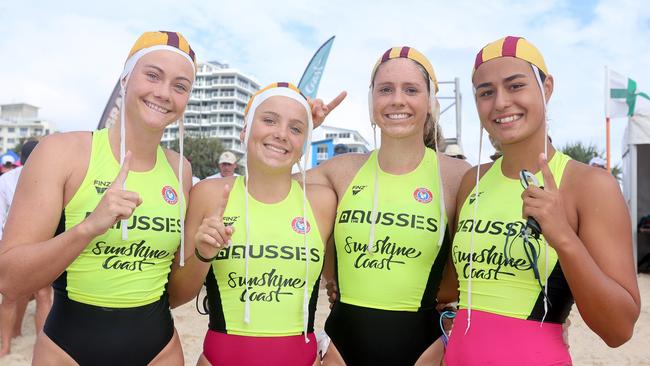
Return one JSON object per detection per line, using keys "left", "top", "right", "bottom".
{"left": 161, "top": 61, "right": 260, "bottom": 159}
{"left": 309, "top": 126, "right": 371, "bottom": 168}
{"left": 0, "top": 103, "right": 55, "bottom": 152}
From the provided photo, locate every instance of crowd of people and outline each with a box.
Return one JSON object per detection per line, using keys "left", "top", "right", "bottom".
{"left": 0, "top": 30, "right": 640, "bottom": 366}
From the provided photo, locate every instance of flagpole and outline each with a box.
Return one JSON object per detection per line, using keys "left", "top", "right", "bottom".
{"left": 606, "top": 117, "right": 611, "bottom": 172}
{"left": 605, "top": 66, "right": 611, "bottom": 172}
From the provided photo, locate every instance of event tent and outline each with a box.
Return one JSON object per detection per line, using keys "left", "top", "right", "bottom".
{"left": 622, "top": 112, "right": 650, "bottom": 271}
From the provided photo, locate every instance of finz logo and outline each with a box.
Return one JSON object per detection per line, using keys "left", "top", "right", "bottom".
{"left": 469, "top": 192, "right": 483, "bottom": 205}
{"left": 352, "top": 185, "right": 367, "bottom": 195}
{"left": 93, "top": 179, "right": 111, "bottom": 194}
{"left": 291, "top": 217, "right": 311, "bottom": 234}
{"left": 413, "top": 188, "right": 433, "bottom": 203}
{"left": 161, "top": 186, "right": 178, "bottom": 205}
{"left": 223, "top": 216, "right": 239, "bottom": 227}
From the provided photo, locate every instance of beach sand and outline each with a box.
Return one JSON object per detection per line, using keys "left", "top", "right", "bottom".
{"left": 2, "top": 274, "right": 650, "bottom": 365}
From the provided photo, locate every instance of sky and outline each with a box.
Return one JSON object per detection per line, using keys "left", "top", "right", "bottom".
{"left": 1, "top": 0, "right": 649, "bottom": 166}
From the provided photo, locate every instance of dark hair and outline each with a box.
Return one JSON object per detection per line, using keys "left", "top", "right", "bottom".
{"left": 21, "top": 140, "right": 38, "bottom": 164}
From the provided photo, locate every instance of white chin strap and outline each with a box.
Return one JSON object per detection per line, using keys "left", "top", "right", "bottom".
{"left": 531, "top": 64, "right": 550, "bottom": 325}
{"left": 465, "top": 63, "right": 550, "bottom": 333}
{"left": 240, "top": 87, "right": 313, "bottom": 342}
{"left": 366, "top": 79, "right": 446, "bottom": 254}
{"left": 117, "top": 45, "right": 195, "bottom": 266}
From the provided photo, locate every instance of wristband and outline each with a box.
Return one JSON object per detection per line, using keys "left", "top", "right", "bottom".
{"left": 194, "top": 247, "right": 217, "bottom": 263}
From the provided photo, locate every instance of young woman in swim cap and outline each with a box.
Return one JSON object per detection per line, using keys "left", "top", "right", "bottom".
{"left": 168, "top": 82, "right": 336, "bottom": 366}
{"left": 0, "top": 31, "right": 196, "bottom": 365}
{"left": 444, "top": 36, "right": 640, "bottom": 365}
{"left": 300, "top": 46, "right": 469, "bottom": 366}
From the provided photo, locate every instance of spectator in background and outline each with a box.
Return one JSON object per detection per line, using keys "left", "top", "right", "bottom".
{"left": 333, "top": 144, "right": 349, "bottom": 156}
{"left": 589, "top": 156, "right": 607, "bottom": 169}
{"left": 0, "top": 140, "right": 52, "bottom": 357}
{"left": 205, "top": 151, "right": 238, "bottom": 179}
{"left": 0, "top": 157, "right": 18, "bottom": 175}
{"left": 444, "top": 144, "right": 466, "bottom": 160}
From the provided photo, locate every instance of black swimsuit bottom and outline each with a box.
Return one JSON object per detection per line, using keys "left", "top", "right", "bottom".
{"left": 325, "top": 301, "right": 442, "bottom": 366}
{"left": 44, "top": 291, "right": 174, "bottom": 366}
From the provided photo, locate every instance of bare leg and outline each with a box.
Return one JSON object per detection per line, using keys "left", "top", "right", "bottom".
{"left": 196, "top": 353, "right": 211, "bottom": 366}
{"left": 32, "top": 330, "right": 78, "bottom": 365}
{"left": 414, "top": 339, "right": 445, "bottom": 366}
{"left": 12, "top": 296, "right": 29, "bottom": 337}
{"left": 33, "top": 286, "right": 53, "bottom": 333}
{"left": 321, "top": 343, "right": 346, "bottom": 366}
{"left": 0, "top": 296, "right": 19, "bottom": 356}
{"left": 148, "top": 328, "right": 184, "bottom": 366}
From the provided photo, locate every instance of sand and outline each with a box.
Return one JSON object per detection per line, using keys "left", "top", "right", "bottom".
{"left": 2, "top": 274, "right": 650, "bottom": 365}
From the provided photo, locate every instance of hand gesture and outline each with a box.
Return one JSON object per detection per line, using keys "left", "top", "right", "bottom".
{"left": 83, "top": 151, "right": 142, "bottom": 237}
{"left": 521, "top": 153, "right": 572, "bottom": 249}
{"left": 308, "top": 91, "right": 347, "bottom": 128}
{"left": 194, "top": 184, "right": 233, "bottom": 261}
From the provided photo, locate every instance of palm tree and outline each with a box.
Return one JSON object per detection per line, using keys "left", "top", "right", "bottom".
{"left": 559, "top": 141, "right": 621, "bottom": 180}
{"left": 168, "top": 136, "right": 224, "bottom": 179}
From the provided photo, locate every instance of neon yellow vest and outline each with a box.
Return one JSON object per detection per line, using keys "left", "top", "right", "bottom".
{"left": 453, "top": 152, "right": 573, "bottom": 321}
{"left": 334, "top": 148, "right": 447, "bottom": 311}
{"left": 58, "top": 128, "right": 183, "bottom": 308}
{"left": 207, "top": 176, "right": 324, "bottom": 336}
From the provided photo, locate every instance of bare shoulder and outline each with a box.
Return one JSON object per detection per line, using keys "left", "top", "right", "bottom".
{"left": 305, "top": 182, "right": 337, "bottom": 210}
{"left": 438, "top": 154, "right": 472, "bottom": 189}
{"left": 561, "top": 160, "right": 622, "bottom": 204}
{"left": 458, "top": 162, "right": 494, "bottom": 200}
{"left": 438, "top": 153, "right": 472, "bottom": 173}
{"left": 2, "top": 132, "right": 92, "bottom": 244}
{"left": 37, "top": 131, "right": 91, "bottom": 157}
{"left": 162, "top": 148, "right": 192, "bottom": 177}
{"left": 308, "top": 151, "right": 370, "bottom": 194}
{"left": 314, "top": 151, "right": 369, "bottom": 175}
{"left": 30, "top": 131, "right": 92, "bottom": 177}
{"left": 192, "top": 176, "right": 237, "bottom": 200}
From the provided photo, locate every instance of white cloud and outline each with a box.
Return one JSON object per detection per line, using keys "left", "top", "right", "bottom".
{"left": 1, "top": 0, "right": 648, "bottom": 167}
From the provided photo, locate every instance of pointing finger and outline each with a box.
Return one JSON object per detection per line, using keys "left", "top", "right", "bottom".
{"left": 538, "top": 153, "right": 557, "bottom": 191}
{"left": 112, "top": 151, "right": 132, "bottom": 188}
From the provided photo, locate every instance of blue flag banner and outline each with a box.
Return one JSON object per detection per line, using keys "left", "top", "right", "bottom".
{"left": 298, "top": 36, "right": 335, "bottom": 99}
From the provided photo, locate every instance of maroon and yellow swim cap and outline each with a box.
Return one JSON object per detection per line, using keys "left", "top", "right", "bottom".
{"left": 473, "top": 36, "right": 547, "bottom": 77}
{"left": 121, "top": 31, "right": 197, "bottom": 81}
{"left": 127, "top": 31, "right": 196, "bottom": 68}
{"left": 371, "top": 46, "right": 438, "bottom": 93}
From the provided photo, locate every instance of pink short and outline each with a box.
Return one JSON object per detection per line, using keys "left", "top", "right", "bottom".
{"left": 444, "top": 309, "right": 572, "bottom": 366}
{"left": 203, "top": 329, "right": 317, "bottom": 366}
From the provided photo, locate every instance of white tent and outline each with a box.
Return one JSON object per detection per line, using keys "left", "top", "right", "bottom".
{"left": 622, "top": 112, "right": 650, "bottom": 271}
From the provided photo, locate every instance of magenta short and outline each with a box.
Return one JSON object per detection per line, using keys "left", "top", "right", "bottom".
{"left": 203, "top": 329, "right": 317, "bottom": 366}
{"left": 444, "top": 309, "right": 572, "bottom": 366}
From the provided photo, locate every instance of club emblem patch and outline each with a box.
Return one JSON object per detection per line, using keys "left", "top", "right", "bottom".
{"left": 413, "top": 187, "right": 433, "bottom": 203}
{"left": 162, "top": 186, "right": 178, "bottom": 205}
{"left": 292, "top": 217, "right": 311, "bottom": 234}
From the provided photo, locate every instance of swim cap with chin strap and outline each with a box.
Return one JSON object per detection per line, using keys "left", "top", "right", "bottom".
{"left": 118, "top": 31, "right": 197, "bottom": 266}
{"left": 241, "top": 82, "right": 314, "bottom": 343}
{"left": 367, "top": 46, "right": 446, "bottom": 253}
{"left": 466, "top": 36, "right": 551, "bottom": 333}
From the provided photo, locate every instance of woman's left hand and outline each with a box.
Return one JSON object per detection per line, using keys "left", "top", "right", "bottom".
{"left": 521, "top": 153, "right": 574, "bottom": 250}
{"left": 309, "top": 91, "right": 347, "bottom": 128}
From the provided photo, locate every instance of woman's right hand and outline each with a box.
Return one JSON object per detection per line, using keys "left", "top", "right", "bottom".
{"left": 81, "top": 151, "right": 142, "bottom": 238}
{"left": 194, "top": 184, "right": 233, "bottom": 260}
{"left": 309, "top": 91, "right": 347, "bottom": 128}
